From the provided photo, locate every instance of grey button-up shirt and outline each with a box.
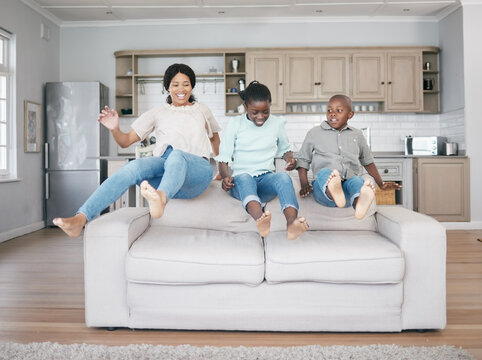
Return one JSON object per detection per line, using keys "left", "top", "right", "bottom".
{"left": 296, "top": 121, "right": 374, "bottom": 180}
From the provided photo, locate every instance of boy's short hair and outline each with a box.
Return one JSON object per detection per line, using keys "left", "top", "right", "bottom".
{"left": 329, "top": 94, "right": 353, "bottom": 111}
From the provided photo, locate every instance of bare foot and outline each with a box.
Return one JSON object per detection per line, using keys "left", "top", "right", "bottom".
{"left": 287, "top": 217, "right": 309, "bottom": 240}
{"left": 355, "top": 180, "right": 376, "bottom": 220}
{"left": 256, "top": 211, "right": 271, "bottom": 238}
{"left": 327, "top": 169, "right": 346, "bottom": 208}
{"left": 52, "top": 213, "right": 87, "bottom": 238}
{"left": 140, "top": 180, "right": 167, "bottom": 219}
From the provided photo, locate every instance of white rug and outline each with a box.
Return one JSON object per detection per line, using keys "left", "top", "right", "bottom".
{"left": 0, "top": 342, "right": 475, "bottom": 360}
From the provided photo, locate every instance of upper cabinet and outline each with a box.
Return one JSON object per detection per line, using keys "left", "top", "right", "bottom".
{"left": 246, "top": 52, "right": 285, "bottom": 112}
{"left": 285, "top": 52, "right": 349, "bottom": 101}
{"left": 352, "top": 52, "right": 386, "bottom": 100}
{"left": 115, "top": 46, "right": 439, "bottom": 116}
{"left": 385, "top": 51, "right": 423, "bottom": 112}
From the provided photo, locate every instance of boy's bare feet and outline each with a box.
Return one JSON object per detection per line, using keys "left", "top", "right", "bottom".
{"left": 140, "top": 180, "right": 167, "bottom": 219}
{"left": 287, "top": 217, "right": 309, "bottom": 240}
{"left": 327, "top": 169, "right": 346, "bottom": 208}
{"left": 256, "top": 211, "right": 271, "bottom": 238}
{"left": 53, "top": 213, "right": 87, "bottom": 238}
{"left": 354, "top": 180, "right": 376, "bottom": 220}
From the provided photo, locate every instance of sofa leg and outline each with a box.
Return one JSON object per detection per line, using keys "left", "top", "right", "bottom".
{"left": 106, "top": 327, "right": 117, "bottom": 331}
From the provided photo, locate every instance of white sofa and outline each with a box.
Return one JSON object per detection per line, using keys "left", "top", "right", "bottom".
{"left": 84, "top": 181, "right": 446, "bottom": 332}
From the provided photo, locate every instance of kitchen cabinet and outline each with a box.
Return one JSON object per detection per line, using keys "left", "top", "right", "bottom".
{"left": 352, "top": 52, "right": 386, "bottom": 100}
{"left": 285, "top": 52, "right": 349, "bottom": 102}
{"left": 373, "top": 157, "right": 413, "bottom": 210}
{"left": 413, "top": 157, "right": 470, "bottom": 221}
{"left": 114, "top": 46, "right": 438, "bottom": 116}
{"left": 352, "top": 51, "right": 423, "bottom": 112}
{"left": 385, "top": 51, "right": 423, "bottom": 112}
{"left": 246, "top": 52, "right": 285, "bottom": 112}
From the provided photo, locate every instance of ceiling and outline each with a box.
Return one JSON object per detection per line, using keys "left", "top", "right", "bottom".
{"left": 22, "top": 0, "right": 461, "bottom": 25}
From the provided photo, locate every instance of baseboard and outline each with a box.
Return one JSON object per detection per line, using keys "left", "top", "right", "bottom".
{"left": 442, "top": 221, "right": 482, "bottom": 230}
{"left": 0, "top": 221, "right": 45, "bottom": 243}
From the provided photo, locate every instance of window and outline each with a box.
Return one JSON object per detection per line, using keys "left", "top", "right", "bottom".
{"left": 0, "top": 29, "right": 13, "bottom": 177}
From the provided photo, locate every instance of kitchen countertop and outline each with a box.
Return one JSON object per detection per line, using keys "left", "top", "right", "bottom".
{"left": 373, "top": 152, "right": 467, "bottom": 158}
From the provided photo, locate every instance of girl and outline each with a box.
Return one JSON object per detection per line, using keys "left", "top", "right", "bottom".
{"left": 216, "top": 81, "right": 308, "bottom": 240}
{"left": 54, "top": 63, "right": 221, "bottom": 237}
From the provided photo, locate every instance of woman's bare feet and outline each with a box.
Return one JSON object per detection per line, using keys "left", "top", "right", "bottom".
{"left": 287, "top": 217, "right": 309, "bottom": 240}
{"left": 140, "top": 180, "right": 167, "bottom": 219}
{"left": 354, "top": 180, "right": 376, "bottom": 220}
{"left": 53, "top": 213, "right": 87, "bottom": 238}
{"left": 256, "top": 211, "right": 272, "bottom": 238}
{"left": 326, "top": 169, "right": 346, "bottom": 208}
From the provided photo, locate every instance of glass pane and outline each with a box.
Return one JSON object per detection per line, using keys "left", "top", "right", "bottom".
{"left": 0, "top": 99, "right": 5, "bottom": 122}
{"left": 0, "top": 76, "right": 5, "bottom": 99}
{"left": 0, "top": 123, "right": 6, "bottom": 145}
{"left": 0, "top": 147, "right": 6, "bottom": 171}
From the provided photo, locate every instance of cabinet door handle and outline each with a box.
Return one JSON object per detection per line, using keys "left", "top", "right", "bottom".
{"left": 314, "top": 82, "right": 321, "bottom": 85}
{"left": 381, "top": 81, "right": 385, "bottom": 85}
{"left": 388, "top": 81, "right": 392, "bottom": 85}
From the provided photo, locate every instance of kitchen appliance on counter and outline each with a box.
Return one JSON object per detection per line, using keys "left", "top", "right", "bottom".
{"left": 404, "top": 136, "right": 446, "bottom": 156}
{"left": 444, "top": 142, "right": 458, "bottom": 156}
{"left": 44, "top": 82, "right": 109, "bottom": 226}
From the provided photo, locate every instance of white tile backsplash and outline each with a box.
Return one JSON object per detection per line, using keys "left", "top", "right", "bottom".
{"left": 128, "top": 82, "right": 465, "bottom": 154}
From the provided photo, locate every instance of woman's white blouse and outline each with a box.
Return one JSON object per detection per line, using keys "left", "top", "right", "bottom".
{"left": 131, "top": 102, "right": 221, "bottom": 158}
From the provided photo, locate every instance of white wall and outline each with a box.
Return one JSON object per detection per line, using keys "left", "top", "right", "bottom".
{"left": 439, "top": 8, "right": 465, "bottom": 147}
{"left": 462, "top": 1, "right": 482, "bottom": 225}
{"left": 0, "top": 1, "right": 60, "bottom": 240}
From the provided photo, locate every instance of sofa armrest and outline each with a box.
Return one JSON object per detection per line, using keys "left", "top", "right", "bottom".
{"left": 375, "top": 206, "right": 446, "bottom": 330}
{"left": 84, "top": 207, "right": 150, "bottom": 327}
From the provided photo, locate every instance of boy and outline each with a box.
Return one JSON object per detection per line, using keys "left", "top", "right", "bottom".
{"left": 296, "top": 94, "right": 401, "bottom": 219}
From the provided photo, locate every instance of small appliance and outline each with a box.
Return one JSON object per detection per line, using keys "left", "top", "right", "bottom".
{"left": 444, "top": 142, "right": 458, "bottom": 156}
{"left": 404, "top": 136, "right": 446, "bottom": 156}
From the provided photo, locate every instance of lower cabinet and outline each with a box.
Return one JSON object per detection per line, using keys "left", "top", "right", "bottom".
{"left": 413, "top": 157, "right": 470, "bottom": 222}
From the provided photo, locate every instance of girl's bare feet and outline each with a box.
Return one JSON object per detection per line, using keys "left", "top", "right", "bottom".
{"left": 354, "top": 180, "right": 376, "bottom": 220}
{"left": 53, "top": 213, "right": 87, "bottom": 238}
{"left": 326, "top": 169, "right": 346, "bottom": 208}
{"left": 287, "top": 217, "right": 309, "bottom": 240}
{"left": 256, "top": 211, "right": 271, "bottom": 238}
{"left": 140, "top": 180, "right": 167, "bottom": 219}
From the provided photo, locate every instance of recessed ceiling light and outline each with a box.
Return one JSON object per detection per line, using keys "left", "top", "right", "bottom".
{"left": 403, "top": 8, "right": 410, "bottom": 12}
{"left": 218, "top": 10, "right": 225, "bottom": 14}
{"left": 106, "top": 11, "right": 113, "bottom": 15}
{"left": 315, "top": 10, "right": 323, "bottom": 13}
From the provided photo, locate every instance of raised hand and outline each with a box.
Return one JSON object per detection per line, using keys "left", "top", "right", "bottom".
{"left": 98, "top": 106, "right": 119, "bottom": 131}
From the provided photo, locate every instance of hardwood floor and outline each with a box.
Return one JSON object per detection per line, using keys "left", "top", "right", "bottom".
{"left": 0, "top": 228, "right": 481, "bottom": 358}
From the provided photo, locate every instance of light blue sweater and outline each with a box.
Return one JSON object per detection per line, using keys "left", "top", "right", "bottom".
{"left": 215, "top": 114, "right": 291, "bottom": 177}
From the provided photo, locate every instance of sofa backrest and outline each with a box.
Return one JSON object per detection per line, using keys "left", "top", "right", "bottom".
{"left": 151, "top": 181, "right": 258, "bottom": 232}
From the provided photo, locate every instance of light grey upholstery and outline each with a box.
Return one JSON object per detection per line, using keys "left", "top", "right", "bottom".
{"left": 84, "top": 181, "right": 446, "bottom": 331}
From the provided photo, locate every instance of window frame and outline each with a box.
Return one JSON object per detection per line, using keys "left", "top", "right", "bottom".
{"left": 0, "top": 28, "right": 15, "bottom": 179}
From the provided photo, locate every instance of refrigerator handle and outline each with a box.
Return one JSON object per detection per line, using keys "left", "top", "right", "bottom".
{"left": 45, "top": 173, "right": 49, "bottom": 200}
{"left": 44, "top": 143, "right": 49, "bottom": 169}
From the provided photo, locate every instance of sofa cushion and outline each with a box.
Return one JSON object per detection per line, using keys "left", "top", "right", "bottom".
{"left": 126, "top": 226, "right": 265, "bottom": 286}
{"left": 151, "top": 181, "right": 258, "bottom": 233}
{"left": 266, "top": 173, "right": 377, "bottom": 232}
{"left": 264, "top": 230, "right": 404, "bottom": 284}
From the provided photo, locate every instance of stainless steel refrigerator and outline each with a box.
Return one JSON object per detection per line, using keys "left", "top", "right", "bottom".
{"left": 44, "top": 82, "right": 109, "bottom": 226}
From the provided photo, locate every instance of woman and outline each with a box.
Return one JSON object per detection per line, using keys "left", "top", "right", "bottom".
{"left": 54, "top": 63, "right": 221, "bottom": 237}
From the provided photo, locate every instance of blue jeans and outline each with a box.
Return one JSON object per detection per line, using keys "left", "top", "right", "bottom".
{"left": 78, "top": 146, "right": 213, "bottom": 221}
{"left": 230, "top": 172, "right": 299, "bottom": 213}
{"left": 312, "top": 168, "right": 364, "bottom": 208}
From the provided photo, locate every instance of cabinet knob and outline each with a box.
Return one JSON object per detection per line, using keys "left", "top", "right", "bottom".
{"left": 381, "top": 81, "right": 385, "bottom": 85}
{"left": 384, "top": 169, "right": 389, "bottom": 174}
{"left": 279, "top": 82, "right": 283, "bottom": 86}
{"left": 388, "top": 81, "right": 392, "bottom": 85}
